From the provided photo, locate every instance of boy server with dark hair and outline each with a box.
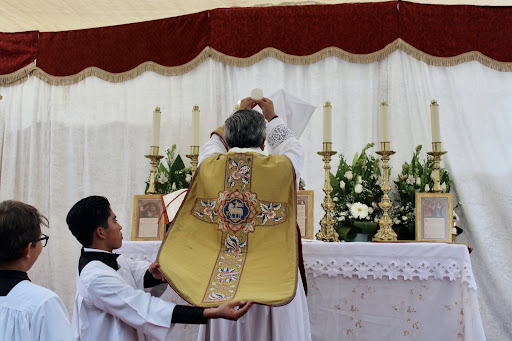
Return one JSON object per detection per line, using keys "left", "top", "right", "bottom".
{"left": 0, "top": 200, "right": 73, "bottom": 341}
{"left": 67, "top": 195, "right": 252, "bottom": 341}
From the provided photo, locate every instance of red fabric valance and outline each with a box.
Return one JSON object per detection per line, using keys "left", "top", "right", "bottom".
{"left": 2, "top": 1, "right": 512, "bottom": 80}
{"left": 209, "top": 2, "right": 398, "bottom": 57}
{"left": 0, "top": 32, "right": 38, "bottom": 75}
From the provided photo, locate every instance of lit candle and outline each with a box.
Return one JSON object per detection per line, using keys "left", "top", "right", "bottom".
{"left": 430, "top": 100, "right": 441, "bottom": 143}
{"left": 323, "top": 101, "right": 332, "bottom": 143}
{"left": 192, "top": 105, "right": 200, "bottom": 146}
{"left": 151, "top": 107, "right": 161, "bottom": 147}
{"left": 379, "top": 100, "right": 390, "bottom": 142}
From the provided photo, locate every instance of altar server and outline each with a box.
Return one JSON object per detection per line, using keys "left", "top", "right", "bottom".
{"left": 66, "top": 195, "right": 252, "bottom": 341}
{"left": 0, "top": 200, "right": 73, "bottom": 341}
{"left": 194, "top": 97, "right": 311, "bottom": 341}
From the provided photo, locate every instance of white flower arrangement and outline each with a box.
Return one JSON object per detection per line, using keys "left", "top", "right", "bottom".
{"left": 145, "top": 144, "right": 192, "bottom": 195}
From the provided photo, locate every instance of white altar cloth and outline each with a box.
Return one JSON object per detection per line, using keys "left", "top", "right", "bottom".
{"left": 118, "top": 240, "right": 486, "bottom": 341}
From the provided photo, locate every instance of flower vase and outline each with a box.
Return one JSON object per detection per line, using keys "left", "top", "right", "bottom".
{"left": 352, "top": 221, "right": 378, "bottom": 242}
{"left": 334, "top": 225, "right": 358, "bottom": 241}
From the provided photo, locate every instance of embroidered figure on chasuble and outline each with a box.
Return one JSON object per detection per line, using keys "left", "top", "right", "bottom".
{"left": 158, "top": 151, "right": 298, "bottom": 308}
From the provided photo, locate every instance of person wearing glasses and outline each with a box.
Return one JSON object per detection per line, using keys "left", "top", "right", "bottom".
{"left": 66, "top": 195, "right": 253, "bottom": 341}
{"left": 0, "top": 200, "right": 73, "bottom": 341}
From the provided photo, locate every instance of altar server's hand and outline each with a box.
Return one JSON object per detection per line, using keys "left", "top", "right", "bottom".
{"left": 257, "top": 97, "right": 277, "bottom": 122}
{"left": 204, "top": 300, "right": 254, "bottom": 321}
{"left": 239, "top": 97, "right": 257, "bottom": 110}
{"left": 148, "top": 262, "right": 164, "bottom": 281}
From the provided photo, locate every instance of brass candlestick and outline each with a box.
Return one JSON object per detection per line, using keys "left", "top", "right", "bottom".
{"left": 373, "top": 142, "right": 398, "bottom": 241}
{"left": 427, "top": 142, "right": 447, "bottom": 193}
{"left": 145, "top": 146, "right": 164, "bottom": 194}
{"left": 315, "top": 142, "right": 340, "bottom": 242}
{"left": 186, "top": 145, "right": 200, "bottom": 174}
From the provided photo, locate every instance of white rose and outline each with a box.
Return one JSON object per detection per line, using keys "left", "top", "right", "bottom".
{"left": 338, "top": 216, "right": 345, "bottom": 221}
{"left": 340, "top": 181, "right": 346, "bottom": 190}
{"left": 368, "top": 207, "right": 374, "bottom": 214}
{"left": 425, "top": 184, "right": 430, "bottom": 192}
{"left": 354, "top": 184, "right": 363, "bottom": 193}
{"left": 416, "top": 177, "right": 421, "bottom": 185}
{"left": 441, "top": 182, "right": 447, "bottom": 192}
{"left": 374, "top": 217, "right": 379, "bottom": 222}
{"left": 394, "top": 218, "right": 400, "bottom": 224}
{"left": 344, "top": 171, "right": 353, "bottom": 180}
{"left": 333, "top": 197, "right": 339, "bottom": 202}
{"left": 185, "top": 174, "right": 192, "bottom": 182}
{"left": 402, "top": 216, "right": 408, "bottom": 221}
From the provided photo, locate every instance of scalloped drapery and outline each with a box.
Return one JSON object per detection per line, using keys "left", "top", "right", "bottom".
{"left": 1, "top": 1, "right": 512, "bottom": 86}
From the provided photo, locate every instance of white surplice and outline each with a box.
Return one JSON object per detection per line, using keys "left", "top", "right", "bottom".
{"left": 73, "top": 250, "right": 176, "bottom": 341}
{"left": 0, "top": 280, "right": 73, "bottom": 341}
{"left": 197, "top": 117, "right": 311, "bottom": 341}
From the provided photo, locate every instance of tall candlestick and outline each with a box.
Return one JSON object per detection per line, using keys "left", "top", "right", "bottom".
{"left": 379, "top": 100, "right": 389, "bottom": 142}
{"left": 192, "top": 105, "right": 200, "bottom": 146}
{"left": 430, "top": 100, "right": 441, "bottom": 143}
{"left": 323, "top": 101, "right": 332, "bottom": 143}
{"left": 151, "top": 107, "right": 161, "bottom": 148}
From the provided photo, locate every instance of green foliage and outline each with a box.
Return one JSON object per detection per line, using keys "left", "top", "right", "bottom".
{"left": 145, "top": 145, "right": 192, "bottom": 195}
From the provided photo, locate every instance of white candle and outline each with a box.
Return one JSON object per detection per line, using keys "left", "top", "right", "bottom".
{"left": 430, "top": 100, "right": 441, "bottom": 143}
{"left": 379, "top": 100, "right": 389, "bottom": 142}
{"left": 151, "top": 107, "right": 161, "bottom": 147}
{"left": 323, "top": 101, "right": 332, "bottom": 143}
{"left": 192, "top": 105, "right": 200, "bottom": 146}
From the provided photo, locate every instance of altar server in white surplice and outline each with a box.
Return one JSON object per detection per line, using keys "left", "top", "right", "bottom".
{"left": 66, "top": 196, "right": 253, "bottom": 341}
{"left": 0, "top": 200, "right": 73, "bottom": 341}
{"left": 196, "top": 97, "right": 312, "bottom": 341}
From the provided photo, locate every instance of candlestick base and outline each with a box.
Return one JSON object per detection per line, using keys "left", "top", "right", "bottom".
{"left": 373, "top": 148, "right": 397, "bottom": 242}
{"left": 145, "top": 153, "right": 164, "bottom": 194}
{"left": 186, "top": 145, "right": 200, "bottom": 175}
{"left": 315, "top": 145, "right": 339, "bottom": 242}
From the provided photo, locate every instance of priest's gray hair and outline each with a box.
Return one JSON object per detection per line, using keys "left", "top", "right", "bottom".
{"left": 225, "top": 109, "right": 266, "bottom": 148}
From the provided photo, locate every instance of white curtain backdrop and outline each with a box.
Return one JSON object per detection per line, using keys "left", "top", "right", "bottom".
{"left": 1, "top": 50, "right": 511, "bottom": 340}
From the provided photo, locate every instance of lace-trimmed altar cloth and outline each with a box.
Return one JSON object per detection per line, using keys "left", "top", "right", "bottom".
{"left": 302, "top": 240, "right": 476, "bottom": 290}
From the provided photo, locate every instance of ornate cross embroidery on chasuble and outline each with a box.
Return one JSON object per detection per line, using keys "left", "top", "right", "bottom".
{"left": 158, "top": 152, "right": 298, "bottom": 307}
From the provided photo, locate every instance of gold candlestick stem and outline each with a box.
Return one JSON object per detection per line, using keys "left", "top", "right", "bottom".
{"left": 145, "top": 146, "right": 163, "bottom": 195}
{"left": 186, "top": 145, "right": 200, "bottom": 174}
{"left": 315, "top": 142, "right": 339, "bottom": 242}
{"left": 373, "top": 142, "right": 397, "bottom": 241}
{"left": 427, "top": 142, "right": 447, "bottom": 193}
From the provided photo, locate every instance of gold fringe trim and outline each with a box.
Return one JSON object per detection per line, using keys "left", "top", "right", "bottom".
{"left": 0, "top": 63, "right": 38, "bottom": 87}
{"left": 3, "top": 41, "right": 512, "bottom": 86}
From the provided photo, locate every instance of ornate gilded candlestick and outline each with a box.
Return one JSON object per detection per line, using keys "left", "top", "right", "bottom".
{"left": 145, "top": 146, "right": 163, "bottom": 194}
{"left": 315, "top": 142, "right": 340, "bottom": 242}
{"left": 427, "top": 142, "right": 447, "bottom": 193}
{"left": 186, "top": 146, "right": 200, "bottom": 174}
{"left": 373, "top": 142, "right": 398, "bottom": 241}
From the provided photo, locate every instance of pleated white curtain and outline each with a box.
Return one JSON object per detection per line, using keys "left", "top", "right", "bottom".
{"left": 0, "top": 50, "right": 511, "bottom": 340}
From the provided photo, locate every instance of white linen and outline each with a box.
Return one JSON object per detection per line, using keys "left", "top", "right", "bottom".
{"left": 268, "top": 89, "right": 316, "bottom": 139}
{"left": 118, "top": 240, "right": 487, "bottom": 341}
{"left": 1, "top": 51, "right": 510, "bottom": 340}
{"left": 0, "top": 280, "right": 73, "bottom": 341}
{"left": 73, "top": 255, "right": 176, "bottom": 341}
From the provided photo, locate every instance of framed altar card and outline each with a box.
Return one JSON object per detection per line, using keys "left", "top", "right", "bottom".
{"left": 415, "top": 193, "right": 453, "bottom": 243}
{"left": 131, "top": 195, "right": 165, "bottom": 241}
{"left": 297, "top": 190, "right": 314, "bottom": 239}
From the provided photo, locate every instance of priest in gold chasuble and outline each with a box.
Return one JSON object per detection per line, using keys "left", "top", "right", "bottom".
{"left": 159, "top": 96, "right": 311, "bottom": 341}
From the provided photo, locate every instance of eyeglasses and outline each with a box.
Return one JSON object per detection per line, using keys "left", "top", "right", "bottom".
{"left": 38, "top": 234, "right": 49, "bottom": 247}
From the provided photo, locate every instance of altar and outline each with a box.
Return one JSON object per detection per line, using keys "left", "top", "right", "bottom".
{"left": 118, "top": 240, "right": 486, "bottom": 341}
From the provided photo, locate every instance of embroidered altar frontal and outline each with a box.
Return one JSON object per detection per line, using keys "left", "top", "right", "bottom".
{"left": 158, "top": 152, "right": 298, "bottom": 307}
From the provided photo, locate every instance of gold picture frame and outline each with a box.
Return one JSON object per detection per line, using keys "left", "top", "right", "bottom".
{"left": 131, "top": 194, "right": 166, "bottom": 241}
{"left": 415, "top": 192, "right": 453, "bottom": 243}
{"left": 297, "top": 190, "right": 314, "bottom": 239}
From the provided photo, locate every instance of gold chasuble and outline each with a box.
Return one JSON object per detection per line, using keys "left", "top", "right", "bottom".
{"left": 158, "top": 152, "right": 298, "bottom": 307}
